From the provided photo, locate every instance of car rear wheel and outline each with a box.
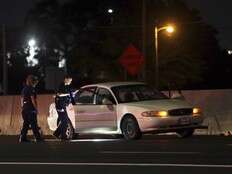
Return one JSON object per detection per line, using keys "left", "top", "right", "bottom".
{"left": 112, "top": 134, "right": 124, "bottom": 139}
{"left": 65, "top": 121, "right": 74, "bottom": 140}
{"left": 121, "top": 117, "right": 142, "bottom": 140}
{"left": 176, "top": 129, "right": 194, "bottom": 138}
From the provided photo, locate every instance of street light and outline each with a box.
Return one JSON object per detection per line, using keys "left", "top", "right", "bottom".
{"left": 154, "top": 25, "right": 174, "bottom": 88}
{"left": 108, "top": 9, "right": 114, "bottom": 14}
{"left": 107, "top": 9, "right": 114, "bottom": 24}
{"left": 227, "top": 50, "right": 232, "bottom": 55}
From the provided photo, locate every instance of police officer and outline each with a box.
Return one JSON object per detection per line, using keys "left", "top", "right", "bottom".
{"left": 53, "top": 75, "right": 76, "bottom": 140}
{"left": 19, "top": 75, "right": 43, "bottom": 143}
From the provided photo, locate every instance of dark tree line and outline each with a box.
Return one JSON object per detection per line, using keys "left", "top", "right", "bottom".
{"left": 3, "top": 0, "right": 231, "bottom": 93}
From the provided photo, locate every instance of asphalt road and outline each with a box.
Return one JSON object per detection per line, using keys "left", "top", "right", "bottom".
{"left": 0, "top": 135, "right": 232, "bottom": 174}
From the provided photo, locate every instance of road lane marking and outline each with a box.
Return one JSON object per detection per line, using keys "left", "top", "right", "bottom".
{"left": 100, "top": 151, "right": 200, "bottom": 154}
{"left": 0, "top": 162, "right": 232, "bottom": 168}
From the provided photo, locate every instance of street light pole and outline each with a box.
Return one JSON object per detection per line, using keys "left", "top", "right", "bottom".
{"left": 142, "top": 0, "right": 147, "bottom": 81}
{"left": 155, "top": 26, "right": 159, "bottom": 88}
{"left": 154, "top": 25, "right": 174, "bottom": 89}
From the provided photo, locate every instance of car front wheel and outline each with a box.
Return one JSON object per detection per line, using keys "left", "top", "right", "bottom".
{"left": 121, "top": 117, "right": 142, "bottom": 140}
{"left": 176, "top": 129, "right": 194, "bottom": 138}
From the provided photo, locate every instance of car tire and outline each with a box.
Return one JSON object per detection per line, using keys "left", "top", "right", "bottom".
{"left": 121, "top": 116, "right": 142, "bottom": 140}
{"left": 176, "top": 129, "right": 194, "bottom": 138}
{"left": 65, "top": 121, "right": 75, "bottom": 140}
{"left": 72, "top": 133, "right": 79, "bottom": 140}
{"left": 113, "top": 134, "right": 124, "bottom": 139}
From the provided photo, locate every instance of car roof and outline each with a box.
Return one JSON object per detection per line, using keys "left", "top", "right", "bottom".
{"left": 81, "top": 81, "right": 146, "bottom": 89}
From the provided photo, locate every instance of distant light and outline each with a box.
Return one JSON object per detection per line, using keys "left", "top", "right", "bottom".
{"left": 28, "top": 39, "right": 36, "bottom": 47}
{"left": 108, "top": 9, "right": 113, "bottom": 14}
{"left": 166, "top": 26, "right": 174, "bottom": 33}
{"left": 228, "top": 50, "right": 232, "bottom": 55}
{"left": 58, "top": 58, "right": 66, "bottom": 68}
{"left": 26, "top": 38, "right": 38, "bottom": 67}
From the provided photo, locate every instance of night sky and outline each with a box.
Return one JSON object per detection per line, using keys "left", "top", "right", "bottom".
{"left": 0, "top": 0, "right": 35, "bottom": 25}
{"left": 0, "top": 0, "right": 232, "bottom": 49}
{"left": 185, "top": 0, "right": 232, "bottom": 49}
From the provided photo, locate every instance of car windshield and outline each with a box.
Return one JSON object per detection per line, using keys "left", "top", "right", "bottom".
{"left": 111, "top": 84, "right": 168, "bottom": 103}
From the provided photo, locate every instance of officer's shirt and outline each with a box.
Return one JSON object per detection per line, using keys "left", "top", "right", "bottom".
{"left": 21, "top": 85, "right": 37, "bottom": 111}
{"left": 56, "top": 83, "right": 74, "bottom": 105}
{"left": 57, "top": 83, "right": 71, "bottom": 95}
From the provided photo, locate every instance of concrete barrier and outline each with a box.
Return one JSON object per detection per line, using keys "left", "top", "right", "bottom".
{"left": 0, "top": 89, "right": 232, "bottom": 135}
{"left": 0, "top": 95, "right": 54, "bottom": 135}
{"left": 182, "top": 89, "right": 232, "bottom": 135}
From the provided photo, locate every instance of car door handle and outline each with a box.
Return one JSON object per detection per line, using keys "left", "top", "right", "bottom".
{"left": 77, "top": 110, "right": 86, "bottom": 113}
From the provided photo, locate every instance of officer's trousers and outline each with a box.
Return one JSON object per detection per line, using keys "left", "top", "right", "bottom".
{"left": 54, "top": 108, "right": 69, "bottom": 139}
{"left": 20, "top": 110, "right": 42, "bottom": 141}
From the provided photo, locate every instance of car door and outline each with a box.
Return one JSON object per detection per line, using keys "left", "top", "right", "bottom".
{"left": 93, "top": 87, "right": 117, "bottom": 132}
{"left": 74, "top": 87, "right": 97, "bottom": 133}
{"left": 74, "top": 87, "right": 117, "bottom": 133}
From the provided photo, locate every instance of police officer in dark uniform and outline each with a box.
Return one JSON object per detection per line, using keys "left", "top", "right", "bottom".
{"left": 19, "top": 75, "right": 43, "bottom": 143}
{"left": 53, "top": 75, "right": 76, "bottom": 140}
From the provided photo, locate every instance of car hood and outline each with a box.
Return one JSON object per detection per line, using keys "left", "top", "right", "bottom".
{"left": 121, "top": 99, "right": 192, "bottom": 111}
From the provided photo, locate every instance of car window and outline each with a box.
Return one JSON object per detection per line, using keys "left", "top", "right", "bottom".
{"left": 111, "top": 84, "right": 168, "bottom": 103}
{"left": 75, "top": 87, "right": 96, "bottom": 104}
{"left": 96, "top": 88, "right": 116, "bottom": 105}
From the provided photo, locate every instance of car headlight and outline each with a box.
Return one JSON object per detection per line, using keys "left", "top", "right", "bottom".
{"left": 141, "top": 111, "right": 168, "bottom": 118}
{"left": 193, "top": 108, "right": 201, "bottom": 116}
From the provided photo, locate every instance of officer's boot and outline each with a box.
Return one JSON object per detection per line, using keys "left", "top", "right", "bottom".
{"left": 19, "top": 135, "right": 31, "bottom": 143}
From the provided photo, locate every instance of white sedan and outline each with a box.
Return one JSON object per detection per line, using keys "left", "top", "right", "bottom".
{"left": 48, "top": 82, "right": 205, "bottom": 140}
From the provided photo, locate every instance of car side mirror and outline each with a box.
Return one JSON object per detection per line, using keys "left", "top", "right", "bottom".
{"left": 102, "top": 98, "right": 113, "bottom": 105}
